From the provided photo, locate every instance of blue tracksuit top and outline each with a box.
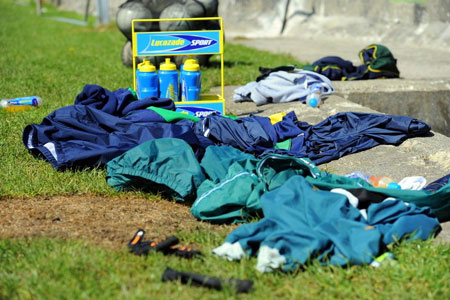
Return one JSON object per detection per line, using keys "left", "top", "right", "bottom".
{"left": 23, "top": 84, "right": 431, "bottom": 170}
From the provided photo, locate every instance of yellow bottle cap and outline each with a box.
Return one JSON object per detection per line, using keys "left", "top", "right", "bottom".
{"left": 183, "top": 55, "right": 198, "bottom": 64}
{"left": 138, "top": 59, "right": 156, "bottom": 72}
{"left": 183, "top": 57, "right": 200, "bottom": 71}
{"left": 160, "top": 58, "right": 177, "bottom": 71}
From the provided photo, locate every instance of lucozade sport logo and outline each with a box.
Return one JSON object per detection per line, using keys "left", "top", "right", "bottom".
{"left": 140, "top": 34, "right": 218, "bottom": 54}
{"left": 177, "top": 106, "right": 219, "bottom": 118}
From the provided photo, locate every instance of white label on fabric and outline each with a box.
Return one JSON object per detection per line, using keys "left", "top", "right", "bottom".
{"left": 43, "top": 142, "right": 58, "bottom": 161}
{"left": 27, "top": 133, "right": 34, "bottom": 148}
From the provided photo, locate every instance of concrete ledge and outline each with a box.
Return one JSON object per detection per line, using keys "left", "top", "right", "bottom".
{"left": 219, "top": 85, "right": 450, "bottom": 242}
{"left": 230, "top": 36, "right": 450, "bottom": 138}
{"left": 333, "top": 79, "right": 450, "bottom": 137}
{"left": 220, "top": 85, "right": 450, "bottom": 184}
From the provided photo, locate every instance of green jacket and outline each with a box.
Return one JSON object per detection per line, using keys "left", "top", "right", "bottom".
{"left": 192, "top": 149, "right": 322, "bottom": 223}
{"left": 106, "top": 138, "right": 450, "bottom": 223}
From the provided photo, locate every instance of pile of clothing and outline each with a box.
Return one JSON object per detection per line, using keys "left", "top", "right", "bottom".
{"left": 232, "top": 44, "right": 400, "bottom": 107}
{"left": 23, "top": 84, "right": 449, "bottom": 272}
{"left": 23, "top": 85, "right": 430, "bottom": 169}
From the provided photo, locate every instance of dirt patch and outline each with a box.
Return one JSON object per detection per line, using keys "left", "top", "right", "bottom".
{"left": 0, "top": 195, "right": 234, "bottom": 250}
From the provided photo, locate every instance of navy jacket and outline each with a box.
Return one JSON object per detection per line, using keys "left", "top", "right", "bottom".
{"left": 23, "top": 85, "right": 431, "bottom": 170}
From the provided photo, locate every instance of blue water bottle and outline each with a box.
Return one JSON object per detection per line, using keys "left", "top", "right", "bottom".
{"left": 306, "top": 83, "right": 322, "bottom": 108}
{"left": 181, "top": 57, "right": 201, "bottom": 101}
{"left": 179, "top": 56, "right": 195, "bottom": 100}
{"left": 179, "top": 57, "right": 187, "bottom": 101}
{"left": 136, "top": 59, "right": 158, "bottom": 99}
{"left": 159, "top": 58, "right": 178, "bottom": 101}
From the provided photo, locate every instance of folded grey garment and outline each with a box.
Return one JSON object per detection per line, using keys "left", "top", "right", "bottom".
{"left": 233, "top": 81, "right": 257, "bottom": 103}
{"left": 233, "top": 70, "right": 335, "bottom": 106}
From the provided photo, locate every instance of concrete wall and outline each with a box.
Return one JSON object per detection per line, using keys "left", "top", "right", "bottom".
{"left": 47, "top": 0, "right": 123, "bottom": 21}
{"left": 219, "top": 0, "right": 450, "bottom": 49}
{"left": 296, "top": 0, "right": 450, "bottom": 23}
{"left": 48, "top": 0, "right": 450, "bottom": 48}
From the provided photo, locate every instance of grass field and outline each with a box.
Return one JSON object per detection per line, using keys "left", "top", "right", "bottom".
{"left": 0, "top": 1, "right": 449, "bottom": 299}
{"left": 0, "top": 0, "right": 303, "bottom": 198}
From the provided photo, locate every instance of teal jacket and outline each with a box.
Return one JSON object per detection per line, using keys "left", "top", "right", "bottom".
{"left": 106, "top": 138, "right": 441, "bottom": 271}
{"left": 106, "top": 137, "right": 449, "bottom": 223}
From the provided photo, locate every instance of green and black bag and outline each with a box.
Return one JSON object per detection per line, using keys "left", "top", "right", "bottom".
{"left": 358, "top": 44, "right": 400, "bottom": 80}
{"left": 303, "top": 44, "right": 400, "bottom": 80}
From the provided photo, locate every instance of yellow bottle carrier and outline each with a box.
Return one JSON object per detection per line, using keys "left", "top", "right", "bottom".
{"left": 131, "top": 17, "right": 225, "bottom": 117}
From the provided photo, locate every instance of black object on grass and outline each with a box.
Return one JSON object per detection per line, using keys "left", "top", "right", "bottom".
{"left": 127, "top": 229, "right": 201, "bottom": 258}
{"left": 161, "top": 267, "right": 254, "bottom": 293}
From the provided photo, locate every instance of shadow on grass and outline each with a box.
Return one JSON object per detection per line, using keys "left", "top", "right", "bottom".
{"left": 208, "top": 60, "right": 253, "bottom": 69}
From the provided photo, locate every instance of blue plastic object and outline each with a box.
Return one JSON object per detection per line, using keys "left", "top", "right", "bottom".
{"left": 182, "top": 71, "right": 201, "bottom": 101}
{"left": 306, "top": 83, "right": 322, "bottom": 108}
{"left": 159, "top": 58, "right": 178, "bottom": 101}
{"left": 180, "top": 57, "right": 201, "bottom": 101}
{"left": 136, "top": 59, "right": 158, "bottom": 99}
{"left": 387, "top": 182, "right": 402, "bottom": 189}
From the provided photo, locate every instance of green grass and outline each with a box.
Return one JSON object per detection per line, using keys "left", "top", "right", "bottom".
{"left": 0, "top": 0, "right": 302, "bottom": 197}
{"left": 0, "top": 1, "right": 449, "bottom": 299}
{"left": 0, "top": 237, "right": 449, "bottom": 300}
